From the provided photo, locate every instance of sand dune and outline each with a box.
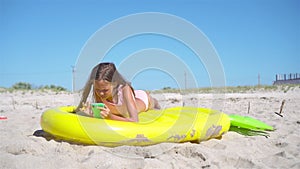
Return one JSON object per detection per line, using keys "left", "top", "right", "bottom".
{"left": 0, "top": 87, "right": 299, "bottom": 168}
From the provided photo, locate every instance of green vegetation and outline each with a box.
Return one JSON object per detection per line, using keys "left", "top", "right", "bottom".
{"left": 1, "top": 83, "right": 299, "bottom": 94}
{"left": 40, "top": 85, "right": 67, "bottom": 91}
{"left": 151, "top": 84, "right": 300, "bottom": 94}
{"left": 12, "top": 82, "right": 32, "bottom": 90}
{"left": 1, "top": 82, "right": 68, "bottom": 93}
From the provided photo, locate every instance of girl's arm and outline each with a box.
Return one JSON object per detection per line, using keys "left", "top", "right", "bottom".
{"left": 107, "top": 113, "right": 137, "bottom": 122}
{"left": 99, "top": 104, "right": 138, "bottom": 122}
{"left": 99, "top": 85, "right": 139, "bottom": 122}
{"left": 118, "top": 85, "right": 139, "bottom": 122}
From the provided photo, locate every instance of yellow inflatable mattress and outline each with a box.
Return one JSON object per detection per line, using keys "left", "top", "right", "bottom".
{"left": 40, "top": 106, "right": 230, "bottom": 147}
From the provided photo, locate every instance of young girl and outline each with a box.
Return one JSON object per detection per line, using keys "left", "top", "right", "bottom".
{"left": 76, "top": 62, "right": 160, "bottom": 122}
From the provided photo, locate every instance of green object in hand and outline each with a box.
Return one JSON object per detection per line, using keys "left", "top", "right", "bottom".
{"left": 91, "top": 103, "right": 105, "bottom": 119}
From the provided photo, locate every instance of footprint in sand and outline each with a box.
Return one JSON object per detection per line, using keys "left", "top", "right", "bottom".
{"left": 212, "top": 143, "right": 227, "bottom": 150}
{"left": 275, "top": 142, "right": 288, "bottom": 148}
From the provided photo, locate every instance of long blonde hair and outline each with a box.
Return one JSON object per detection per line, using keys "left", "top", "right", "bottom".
{"left": 76, "top": 62, "right": 134, "bottom": 112}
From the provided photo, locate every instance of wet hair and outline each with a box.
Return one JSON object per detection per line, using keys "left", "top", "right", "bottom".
{"left": 76, "top": 62, "right": 134, "bottom": 112}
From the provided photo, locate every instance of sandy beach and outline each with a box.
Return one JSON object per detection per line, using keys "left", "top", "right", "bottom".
{"left": 0, "top": 86, "right": 299, "bottom": 169}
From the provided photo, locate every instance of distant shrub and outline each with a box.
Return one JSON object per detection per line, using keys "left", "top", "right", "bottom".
{"left": 38, "top": 84, "right": 67, "bottom": 91}
{"left": 12, "top": 82, "right": 32, "bottom": 90}
{"left": 10, "top": 82, "right": 67, "bottom": 92}
{"left": 162, "top": 87, "right": 172, "bottom": 90}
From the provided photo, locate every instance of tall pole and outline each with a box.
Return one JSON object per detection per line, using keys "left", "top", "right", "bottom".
{"left": 71, "top": 65, "right": 75, "bottom": 92}
{"left": 184, "top": 71, "right": 187, "bottom": 90}
{"left": 258, "top": 73, "right": 260, "bottom": 86}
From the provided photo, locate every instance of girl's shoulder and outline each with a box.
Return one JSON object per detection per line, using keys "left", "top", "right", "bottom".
{"left": 119, "top": 84, "right": 135, "bottom": 98}
{"left": 115, "top": 84, "right": 133, "bottom": 96}
{"left": 117, "top": 83, "right": 132, "bottom": 90}
{"left": 120, "top": 84, "right": 133, "bottom": 93}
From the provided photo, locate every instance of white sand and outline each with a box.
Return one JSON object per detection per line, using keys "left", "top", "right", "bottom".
{"left": 0, "top": 87, "right": 299, "bottom": 169}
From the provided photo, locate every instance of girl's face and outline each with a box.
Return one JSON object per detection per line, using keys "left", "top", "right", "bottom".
{"left": 94, "top": 80, "right": 113, "bottom": 100}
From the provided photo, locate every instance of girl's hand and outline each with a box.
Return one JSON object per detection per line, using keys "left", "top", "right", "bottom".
{"left": 99, "top": 105, "right": 111, "bottom": 118}
{"left": 80, "top": 102, "right": 93, "bottom": 117}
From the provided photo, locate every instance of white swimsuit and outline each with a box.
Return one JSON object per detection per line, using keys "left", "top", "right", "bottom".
{"left": 112, "top": 85, "right": 149, "bottom": 110}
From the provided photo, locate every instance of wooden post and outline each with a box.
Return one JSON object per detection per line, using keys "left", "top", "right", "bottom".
{"left": 247, "top": 102, "right": 250, "bottom": 114}
{"left": 275, "top": 100, "right": 285, "bottom": 117}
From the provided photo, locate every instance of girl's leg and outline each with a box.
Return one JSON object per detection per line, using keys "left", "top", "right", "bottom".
{"left": 148, "top": 95, "right": 161, "bottom": 110}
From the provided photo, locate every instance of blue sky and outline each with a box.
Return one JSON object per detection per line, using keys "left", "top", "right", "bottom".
{"left": 1, "top": 0, "right": 299, "bottom": 91}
